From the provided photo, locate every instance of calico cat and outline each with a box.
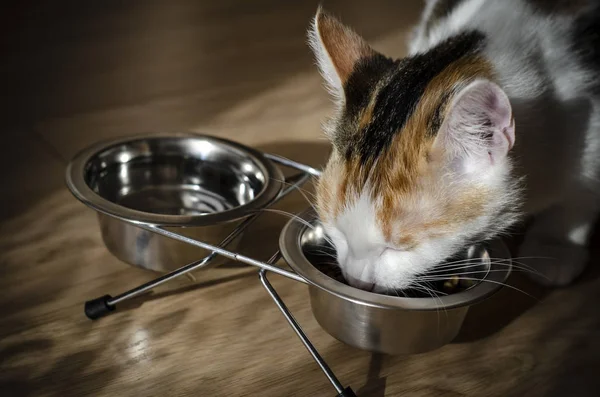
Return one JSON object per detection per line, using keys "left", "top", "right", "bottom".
{"left": 309, "top": 0, "right": 600, "bottom": 292}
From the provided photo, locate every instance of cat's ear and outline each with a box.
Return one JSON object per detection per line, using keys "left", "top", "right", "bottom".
{"left": 308, "top": 7, "right": 375, "bottom": 102}
{"left": 437, "top": 79, "right": 515, "bottom": 169}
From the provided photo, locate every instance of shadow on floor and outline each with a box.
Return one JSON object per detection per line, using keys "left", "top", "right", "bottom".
{"left": 455, "top": 216, "right": 600, "bottom": 344}
{"left": 357, "top": 354, "right": 388, "bottom": 397}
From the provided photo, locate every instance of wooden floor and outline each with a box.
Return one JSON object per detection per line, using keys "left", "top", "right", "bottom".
{"left": 1, "top": 1, "right": 599, "bottom": 396}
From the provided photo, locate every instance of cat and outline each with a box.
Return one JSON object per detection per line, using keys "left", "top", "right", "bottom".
{"left": 308, "top": 0, "right": 600, "bottom": 293}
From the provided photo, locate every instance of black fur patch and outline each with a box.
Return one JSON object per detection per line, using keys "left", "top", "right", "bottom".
{"left": 526, "top": 0, "right": 591, "bottom": 15}
{"left": 334, "top": 53, "right": 397, "bottom": 152}
{"left": 344, "top": 30, "right": 486, "bottom": 163}
{"left": 427, "top": 89, "right": 454, "bottom": 137}
{"left": 572, "top": 3, "right": 600, "bottom": 92}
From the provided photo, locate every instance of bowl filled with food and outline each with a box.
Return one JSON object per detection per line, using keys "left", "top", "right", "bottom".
{"left": 279, "top": 209, "right": 512, "bottom": 355}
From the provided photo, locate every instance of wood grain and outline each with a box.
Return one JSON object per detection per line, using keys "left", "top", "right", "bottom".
{"left": 1, "top": 1, "right": 599, "bottom": 396}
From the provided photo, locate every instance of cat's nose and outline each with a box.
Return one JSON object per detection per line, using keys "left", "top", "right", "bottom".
{"left": 346, "top": 276, "right": 375, "bottom": 292}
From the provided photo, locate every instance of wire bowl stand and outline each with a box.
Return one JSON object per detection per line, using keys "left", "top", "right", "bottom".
{"left": 82, "top": 153, "right": 357, "bottom": 397}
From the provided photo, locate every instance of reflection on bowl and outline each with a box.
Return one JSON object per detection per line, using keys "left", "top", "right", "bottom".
{"left": 66, "top": 133, "right": 283, "bottom": 272}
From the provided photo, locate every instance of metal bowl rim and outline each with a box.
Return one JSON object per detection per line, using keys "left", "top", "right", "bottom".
{"left": 65, "top": 132, "right": 284, "bottom": 227}
{"left": 279, "top": 209, "right": 512, "bottom": 311}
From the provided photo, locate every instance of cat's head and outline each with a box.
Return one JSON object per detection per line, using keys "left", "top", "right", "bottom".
{"left": 309, "top": 8, "right": 521, "bottom": 292}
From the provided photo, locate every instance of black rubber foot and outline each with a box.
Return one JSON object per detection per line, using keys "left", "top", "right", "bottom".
{"left": 84, "top": 295, "right": 115, "bottom": 320}
{"left": 336, "top": 387, "right": 357, "bottom": 397}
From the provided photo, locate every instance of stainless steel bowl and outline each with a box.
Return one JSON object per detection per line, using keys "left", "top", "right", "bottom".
{"left": 66, "top": 133, "right": 283, "bottom": 272}
{"left": 279, "top": 209, "right": 512, "bottom": 355}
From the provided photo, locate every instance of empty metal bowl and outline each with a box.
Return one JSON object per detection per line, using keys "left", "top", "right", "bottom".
{"left": 279, "top": 209, "right": 512, "bottom": 355}
{"left": 66, "top": 133, "right": 283, "bottom": 272}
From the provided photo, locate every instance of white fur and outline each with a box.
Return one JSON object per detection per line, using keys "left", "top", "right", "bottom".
{"left": 313, "top": 0, "right": 600, "bottom": 290}
{"left": 410, "top": 0, "right": 600, "bottom": 286}
{"left": 308, "top": 14, "right": 347, "bottom": 141}
{"left": 324, "top": 189, "right": 385, "bottom": 290}
{"left": 410, "top": 0, "right": 490, "bottom": 55}
{"left": 307, "top": 13, "right": 345, "bottom": 108}
{"left": 441, "top": 79, "right": 515, "bottom": 166}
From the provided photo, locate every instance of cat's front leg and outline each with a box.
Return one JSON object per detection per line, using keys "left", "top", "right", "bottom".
{"left": 519, "top": 191, "right": 599, "bottom": 286}
{"left": 519, "top": 235, "right": 590, "bottom": 286}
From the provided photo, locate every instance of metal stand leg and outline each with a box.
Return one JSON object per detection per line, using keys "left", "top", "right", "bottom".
{"left": 258, "top": 254, "right": 356, "bottom": 397}
{"left": 84, "top": 254, "right": 217, "bottom": 319}
{"left": 84, "top": 172, "right": 310, "bottom": 320}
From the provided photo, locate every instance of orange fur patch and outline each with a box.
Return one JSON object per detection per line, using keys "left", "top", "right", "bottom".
{"left": 316, "top": 9, "right": 374, "bottom": 85}
{"left": 386, "top": 186, "right": 489, "bottom": 247}
{"left": 357, "top": 87, "right": 379, "bottom": 129}
{"left": 370, "top": 55, "right": 493, "bottom": 243}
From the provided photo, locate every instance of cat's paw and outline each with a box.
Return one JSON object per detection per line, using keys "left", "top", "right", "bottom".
{"left": 518, "top": 238, "right": 589, "bottom": 287}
